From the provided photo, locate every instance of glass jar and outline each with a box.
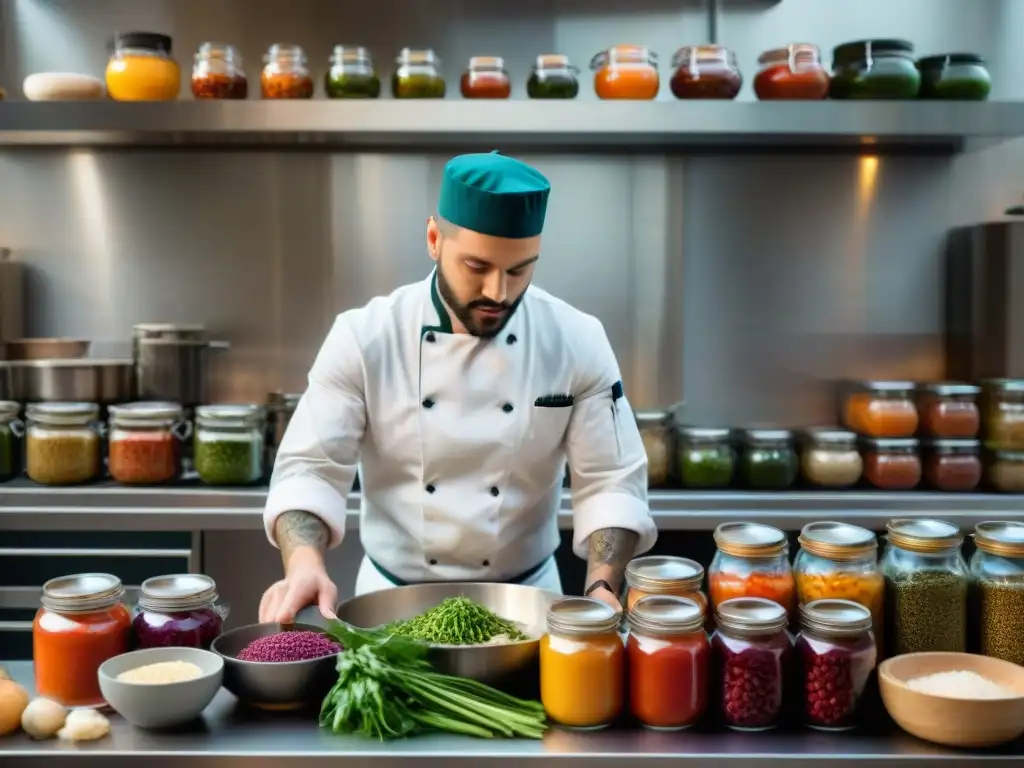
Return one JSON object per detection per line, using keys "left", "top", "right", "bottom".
{"left": 881, "top": 519, "right": 968, "bottom": 656}
{"left": 636, "top": 410, "right": 673, "bottom": 488}
{"left": 194, "top": 404, "right": 265, "bottom": 486}
{"left": 923, "top": 439, "right": 982, "bottom": 492}
{"left": 0, "top": 400, "right": 23, "bottom": 482}
{"left": 917, "top": 382, "right": 980, "bottom": 439}
{"left": 266, "top": 391, "right": 301, "bottom": 472}
{"left": 739, "top": 429, "right": 797, "bottom": 490}
{"left": 261, "top": 44, "right": 313, "bottom": 99}
{"left": 799, "top": 428, "right": 862, "bottom": 488}
{"left": 540, "top": 597, "right": 624, "bottom": 729}
{"left": 191, "top": 42, "right": 247, "bottom": 99}
{"left": 793, "top": 522, "right": 884, "bottom": 655}
{"left": 676, "top": 426, "right": 735, "bottom": 489}
{"left": 711, "top": 597, "right": 791, "bottom": 731}
{"left": 325, "top": 46, "right": 380, "bottom": 99}
{"left": 861, "top": 437, "right": 921, "bottom": 490}
{"left": 843, "top": 380, "right": 918, "bottom": 437}
{"left": 105, "top": 31, "right": 181, "bottom": 101}
{"left": 709, "top": 522, "right": 796, "bottom": 620}
{"left": 33, "top": 573, "right": 132, "bottom": 708}
{"left": 796, "top": 599, "right": 877, "bottom": 731}
{"left": 133, "top": 574, "right": 229, "bottom": 650}
{"left": 25, "top": 402, "right": 101, "bottom": 485}
{"left": 669, "top": 45, "right": 742, "bottom": 100}
{"left": 460, "top": 56, "right": 511, "bottom": 99}
{"left": 527, "top": 55, "right": 579, "bottom": 99}
{"left": 590, "top": 45, "right": 659, "bottom": 100}
{"left": 970, "top": 521, "right": 1024, "bottom": 666}
{"left": 393, "top": 48, "right": 446, "bottom": 99}
{"left": 829, "top": 39, "right": 921, "bottom": 99}
{"left": 627, "top": 595, "right": 709, "bottom": 730}
{"left": 917, "top": 53, "right": 991, "bottom": 101}
{"left": 989, "top": 450, "right": 1024, "bottom": 493}
{"left": 981, "top": 379, "right": 1024, "bottom": 450}
{"left": 107, "top": 402, "right": 189, "bottom": 485}
{"left": 753, "top": 43, "right": 830, "bottom": 100}
{"left": 625, "top": 555, "right": 706, "bottom": 613}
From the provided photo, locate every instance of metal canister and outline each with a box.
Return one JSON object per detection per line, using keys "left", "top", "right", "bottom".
{"left": 265, "top": 391, "right": 301, "bottom": 473}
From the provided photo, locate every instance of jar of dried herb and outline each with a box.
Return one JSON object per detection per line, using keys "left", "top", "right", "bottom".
{"left": 25, "top": 402, "right": 102, "bottom": 485}
{"left": 969, "top": 521, "right": 1024, "bottom": 667}
{"left": 194, "top": 404, "right": 265, "bottom": 486}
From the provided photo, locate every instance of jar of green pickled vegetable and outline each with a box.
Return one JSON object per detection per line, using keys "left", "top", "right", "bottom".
{"left": 740, "top": 429, "right": 798, "bottom": 490}
{"left": 194, "top": 404, "right": 265, "bottom": 486}
{"left": 830, "top": 39, "right": 920, "bottom": 99}
{"left": 325, "top": 45, "right": 380, "bottom": 98}
{"left": 917, "top": 54, "right": 991, "bottom": 101}
{"left": 0, "top": 400, "right": 23, "bottom": 482}
{"left": 676, "top": 426, "right": 735, "bottom": 489}
{"left": 392, "top": 48, "right": 445, "bottom": 99}
{"left": 527, "top": 54, "right": 579, "bottom": 99}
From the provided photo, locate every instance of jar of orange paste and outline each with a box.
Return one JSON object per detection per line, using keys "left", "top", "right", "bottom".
{"left": 590, "top": 45, "right": 659, "bottom": 100}
{"left": 106, "top": 32, "right": 181, "bottom": 101}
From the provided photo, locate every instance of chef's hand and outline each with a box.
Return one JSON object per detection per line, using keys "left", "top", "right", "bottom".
{"left": 258, "top": 549, "right": 338, "bottom": 624}
{"left": 588, "top": 584, "right": 623, "bottom": 613}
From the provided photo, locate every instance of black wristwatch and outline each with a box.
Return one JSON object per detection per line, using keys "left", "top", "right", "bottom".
{"left": 584, "top": 579, "right": 614, "bottom": 597}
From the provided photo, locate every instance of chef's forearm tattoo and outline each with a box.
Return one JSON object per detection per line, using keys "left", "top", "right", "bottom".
{"left": 275, "top": 510, "right": 329, "bottom": 565}
{"left": 586, "top": 527, "right": 638, "bottom": 594}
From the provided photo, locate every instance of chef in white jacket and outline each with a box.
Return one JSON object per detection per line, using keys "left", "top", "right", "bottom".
{"left": 259, "top": 151, "right": 658, "bottom": 624}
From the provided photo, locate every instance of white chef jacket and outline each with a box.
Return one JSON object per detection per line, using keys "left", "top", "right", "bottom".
{"left": 264, "top": 271, "right": 657, "bottom": 590}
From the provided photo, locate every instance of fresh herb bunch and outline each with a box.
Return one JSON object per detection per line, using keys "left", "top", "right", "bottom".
{"left": 320, "top": 621, "right": 547, "bottom": 741}
{"left": 386, "top": 597, "right": 528, "bottom": 645}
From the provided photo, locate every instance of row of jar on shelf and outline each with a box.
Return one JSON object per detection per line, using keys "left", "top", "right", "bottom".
{"left": 27, "top": 33, "right": 991, "bottom": 103}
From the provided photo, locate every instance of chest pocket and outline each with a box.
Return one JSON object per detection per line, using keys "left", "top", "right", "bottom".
{"left": 527, "top": 394, "right": 574, "bottom": 454}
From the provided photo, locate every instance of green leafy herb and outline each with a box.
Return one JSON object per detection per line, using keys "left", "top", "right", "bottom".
{"left": 320, "top": 621, "right": 546, "bottom": 741}
{"left": 385, "top": 597, "right": 528, "bottom": 645}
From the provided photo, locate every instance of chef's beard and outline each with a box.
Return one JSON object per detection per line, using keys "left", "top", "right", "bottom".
{"left": 436, "top": 259, "right": 519, "bottom": 339}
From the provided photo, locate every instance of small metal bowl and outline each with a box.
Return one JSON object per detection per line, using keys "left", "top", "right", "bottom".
{"left": 210, "top": 622, "right": 339, "bottom": 711}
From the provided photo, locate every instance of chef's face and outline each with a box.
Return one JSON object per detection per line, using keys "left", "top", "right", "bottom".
{"left": 427, "top": 217, "right": 540, "bottom": 338}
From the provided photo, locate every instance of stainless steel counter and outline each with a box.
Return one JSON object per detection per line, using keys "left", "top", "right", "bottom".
{"left": 0, "top": 662, "right": 1018, "bottom": 767}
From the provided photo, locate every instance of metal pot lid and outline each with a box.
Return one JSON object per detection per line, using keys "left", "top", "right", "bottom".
{"left": 133, "top": 322, "right": 206, "bottom": 336}
{"left": 799, "top": 599, "right": 872, "bottom": 637}
{"left": 27, "top": 401, "right": 100, "bottom": 425}
{"left": 109, "top": 401, "right": 184, "bottom": 421}
{"left": 41, "top": 573, "right": 125, "bottom": 613}
{"left": 546, "top": 596, "right": 621, "bottom": 635}
{"left": 139, "top": 574, "right": 218, "bottom": 611}
{"left": 974, "top": 521, "right": 1024, "bottom": 558}
{"left": 628, "top": 595, "right": 704, "bottom": 635}
{"left": 714, "top": 596, "right": 788, "bottom": 635}
{"left": 798, "top": 521, "right": 877, "bottom": 560}
{"left": 714, "top": 522, "right": 788, "bottom": 557}
{"left": 886, "top": 518, "right": 963, "bottom": 553}
{"left": 625, "top": 555, "right": 704, "bottom": 592}
{"left": 5, "top": 358, "right": 132, "bottom": 368}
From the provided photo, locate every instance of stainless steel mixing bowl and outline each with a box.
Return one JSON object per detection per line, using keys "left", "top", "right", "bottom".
{"left": 335, "top": 582, "right": 560, "bottom": 685}
{"left": 210, "top": 622, "right": 339, "bottom": 711}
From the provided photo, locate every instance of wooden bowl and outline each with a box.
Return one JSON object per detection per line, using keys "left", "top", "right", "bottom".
{"left": 879, "top": 652, "right": 1024, "bottom": 748}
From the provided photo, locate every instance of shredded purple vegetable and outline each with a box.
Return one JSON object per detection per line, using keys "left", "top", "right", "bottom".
{"left": 237, "top": 630, "right": 341, "bottom": 662}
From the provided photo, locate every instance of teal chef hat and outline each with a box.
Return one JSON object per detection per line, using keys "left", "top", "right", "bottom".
{"left": 437, "top": 151, "right": 551, "bottom": 239}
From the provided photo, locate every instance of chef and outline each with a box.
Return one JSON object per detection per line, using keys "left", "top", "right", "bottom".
{"left": 259, "top": 151, "right": 658, "bottom": 624}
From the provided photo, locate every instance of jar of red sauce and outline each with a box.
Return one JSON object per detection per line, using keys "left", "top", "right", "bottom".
{"left": 917, "top": 382, "right": 980, "bottom": 439}
{"left": 670, "top": 45, "right": 742, "bottom": 100}
{"left": 923, "top": 439, "right": 981, "bottom": 492}
{"left": 460, "top": 56, "right": 511, "bottom": 99}
{"left": 590, "top": 45, "right": 659, "bottom": 100}
{"left": 627, "top": 595, "right": 709, "bottom": 730}
{"left": 843, "top": 380, "right": 919, "bottom": 438}
{"left": 861, "top": 437, "right": 921, "bottom": 490}
{"left": 753, "top": 43, "right": 829, "bottom": 100}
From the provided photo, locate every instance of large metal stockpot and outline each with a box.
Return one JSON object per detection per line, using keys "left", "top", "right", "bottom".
{"left": 133, "top": 323, "right": 229, "bottom": 406}
{"left": 3, "top": 358, "right": 134, "bottom": 404}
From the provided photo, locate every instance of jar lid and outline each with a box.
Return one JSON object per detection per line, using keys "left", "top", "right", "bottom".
{"left": 397, "top": 48, "right": 439, "bottom": 64}
{"left": 714, "top": 522, "right": 788, "bottom": 557}
{"left": 196, "top": 41, "right": 242, "bottom": 60}
{"left": 757, "top": 43, "right": 821, "bottom": 65}
{"left": 331, "top": 45, "right": 372, "bottom": 63}
{"left": 133, "top": 322, "right": 206, "bottom": 339}
{"left": 138, "top": 574, "right": 218, "bottom": 612}
{"left": 714, "top": 597, "right": 788, "bottom": 635}
{"left": 917, "top": 382, "right": 980, "bottom": 397}
{"left": 798, "top": 521, "right": 877, "bottom": 561}
{"left": 625, "top": 555, "right": 704, "bottom": 593}
{"left": 799, "top": 599, "right": 873, "bottom": 637}
{"left": 468, "top": 56, "right": 505, "bottom": 69}
{"left": 671, "top": 44, "right": 734, "bottom": 67}
{"left": 982, "top": 379, "right": 1024, "bottom": 395}
{"left": 679, "top": 426, "right": 731, "bottom": 441}
{"left": 918, "top": 53, "right": 986, "bottom": 67}
{"left": 27, "top": 401, "right": 99, "bottom": 426}
{"left": 196, "top": 403, "right": 264, "bottom": 426}
{"left": 833, "top": 39, "right": 914, "bottom": 62}
{"left": 112, "top": 31, "right": 173, "bottom": 55}
{"left": 0, "top": 400, "right": 19, "bottom": 418}
{"left": 546, "top": 596, "right": 621, "bottom": 636}
{"left": 534, "top": 54, "right": 574, "bottom": 70}
{"left": 109, "top": 401, "right": 183, "bottom": 426}
{"left": 974, "top": 521, "right": 1024, "bottom": 558}
{"left": 635, "top": 410, "right": 670, "bottom": 428}
{"left": 886, "top": 518, "right": 963, "bottom": 553}
{"left": 859, "top": 437, "right": 919, "bottom": 451}
{"left": 590, "top": 45, "right": 657, "bottom": 71}
{"left": 267, "top": 391, "right": 302, "bottom": 410}
{"left": 994, "top": 450, "right": 1024, "bottom": 461}
{"left": 927, "top": 438, "right": 981, "bottom": 454}
{"left": 803, "top": 427, "right": 857, "bottom": 449}
{"left": 41, "top": 573, "right": 125, "bottom": 614}
{"left": 742, "top": 428, "right": 793, "bottom": 446}
{"left": 853, "top": 380, "right": 915, "bottom": 395}
{"left": 628, "top": 595, "right": 704, "bottom": 635}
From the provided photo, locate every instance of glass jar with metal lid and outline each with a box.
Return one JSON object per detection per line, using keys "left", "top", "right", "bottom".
{"left": 861, "top": 437, "right": 921, "bottom": 490}
{"left": 325, "top": 46, "right": 380, "bottom": 98}
{"left": 676, "top": 425, "right": 735, "bottom": 489}
{"left": 917, "top": 53, "right": 991, "bottom": 101}
{"left": 843, "top": 380, "right": 918, "bottom": 437}
{"left": 739, "top": 429, "right": 798, "bottom": 490}
{"left": 191, "top": 42, "right": 247, "bottom": 99}
{"left": 392, "top": 48, "right": 445, "bottom": 99}
{"left": 916, "top": 383, "right": 980, "bottom": 438}
{"left": 989, "top": 450, "right": 1024, "bottom": 492}
{"left": 261, "top": 43, "right": 314, "bottom": 99}
{"left": 793, "top": 522, "right": 883, "bottom": 654}
{"left": 590, "top": 45, "right": 659, "bottom": 100}
{"left": 33, "top": 573, "right": 132, "bottom": 707}
{"left": 527, "top": 54, "right": 580, "bottom": 99}
{"left": 25, "top": 402, "right": 102, "bottom": 485}
{"left": 625, "top": 555, "right": 706, "bottom": 612}
{"left": 829, "top": 39, "right": 921, "bottom": 99}
{"left": 796, "top": 599, "right": 877, "bottom": 731}
{"left": 969, "top": 521, "right": 1024, "bottom": 666}
{"left": 753, "top": 43, "right": 830, "bottom": 100}
{"left": 711, "top": 597, "right": 792, "bottom": 731}
{"left": 923, "top": 438, "right": 981, "bottom": 492}
{"left": 108, "top": 401, "right": 190, "bottom": 485}
{"left": 627, "top": 595, "right": 709, "bottom": 730}
{"left": 460, "top": 56, "right": 511, "bottom": 99}
{"left": 709, "top": 522, "right": 796, "bottom": 620}
{"left": 540, "top": 596, "right": 624, "bottom": 729}
{"left": 670, "top": 45, "right": 742, "bottom": 100}
{"left": 980, "top": 379, "right": 1024, "bottom": 450}
{"left": 133, "top": 573, "right": 230, "bottom": 650}
{"left": 194, "top": 404, "right": 265, "bottom": 486}
{"left": 881, "top": 519, "right": 968, "bottom": 655}
{"left": 0, "top": 400, "right": 23, "bottom": 481}
{"left": 799, "top": 428, "right": 862, "bottom": 488}
{"left": 635, "top": 410, "right": 673, "bottom": 487}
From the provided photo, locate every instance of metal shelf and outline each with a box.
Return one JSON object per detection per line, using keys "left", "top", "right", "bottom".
{"left": 0, "top": 480, "right": 1019, "bottom": 531}
{"left": 1, "top": 101, "right": 1023, "bottom": 151}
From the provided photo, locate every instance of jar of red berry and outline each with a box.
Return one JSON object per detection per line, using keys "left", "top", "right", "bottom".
{"left": 711, "top": 597, "right": 792, "bottom": 731}
{"left": 795, "top": 598, "right": 877, "bottom": 731}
